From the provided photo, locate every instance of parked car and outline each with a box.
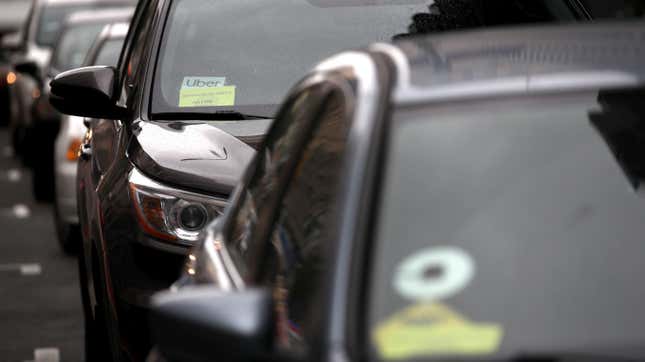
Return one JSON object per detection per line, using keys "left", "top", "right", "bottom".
{"left": 148, "top": 20, "right": 645, "bottom": 362}
{"left": 29, "top": 7, "right": 133, "bottom": 202}
{"left": 54, "top": 21, "right": 130, "bottom": 253}
{"left": 0, "top": 0, "right": 31, "bottom": 127}
{"left": 8, "top": 0, "right": 135, "bottom": 163}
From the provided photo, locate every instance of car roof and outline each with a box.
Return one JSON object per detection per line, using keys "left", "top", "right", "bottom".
{"left": 64, "top": 7, "right": 133, "bottom": 25}
{"left": 102, "top": 21, "right": 129, "bottom": 39}
{"left": 384, "top": 21, "right": 645, "bottom": 105}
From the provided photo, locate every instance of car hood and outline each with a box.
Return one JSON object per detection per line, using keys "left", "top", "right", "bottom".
{"left": 129, "top": 118, "right": 271, "bottom": 197}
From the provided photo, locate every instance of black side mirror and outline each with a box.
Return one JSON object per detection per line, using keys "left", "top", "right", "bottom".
{"left": 14, "top": 60, "right": 41, "bottom": 84}
{"left": 49, "top": 65, "right": 126, "bottom": 119}
{"left": 150, "top": 286, "right": 275, "bottom": 362}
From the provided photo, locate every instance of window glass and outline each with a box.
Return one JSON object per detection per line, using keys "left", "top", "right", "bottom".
{"left": 51, "top": 23, "right": 105, "bottom": 73}
{"left": 93, "top": 38, "right": 125, "bottom": 66}
{"left": 36, "top": 3, "right": 129, "bottom": 47}
{"left": 152, "top": 0, "right": 432, "bottom": 117}
{"left": 267, "top": 91, "right": 349, "bottom": 353}
{"left": 369, "top": 91, "right": 645, "bottom": 361}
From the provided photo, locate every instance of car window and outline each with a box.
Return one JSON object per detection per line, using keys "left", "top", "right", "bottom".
{"left": 265, "top": 90, "right": 350, "bottom": 354}
{"left": 116, "top": 0, "right": 155, "bottom": 107}
{"left": 50, "top": 23, "right": 105, "bottom": 73}
{"left": 93, "top": 38, "right": 125, "bottom": 66}
{"left": 36, "top": 3, "right": 127, "bottom": 47}
{"left": 225, "top": 84, "right": 331, "bottom": 280}
{"left": 368, "top": 90, "right": 645, "bottom": 361}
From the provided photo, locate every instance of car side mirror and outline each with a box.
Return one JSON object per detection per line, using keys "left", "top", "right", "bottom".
{"left": 14, "top": 60, "right": 41, "bottom": 84}
{"left": 49, "top": 66, "right": 126, "bottom": 119}
{"left": 150, "top": 286, "right": 275, "bottom": 362}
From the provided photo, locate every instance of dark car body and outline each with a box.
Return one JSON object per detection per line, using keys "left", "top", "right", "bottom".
{"left": 149, "top": 20, "right": 645, "bottom": 362}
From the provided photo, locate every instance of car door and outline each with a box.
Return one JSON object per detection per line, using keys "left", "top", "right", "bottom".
{"left": 220, "top": 75, "right": 358, "bottom": 359}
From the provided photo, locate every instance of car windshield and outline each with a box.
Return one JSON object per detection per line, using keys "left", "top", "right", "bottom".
{"left": 50, "top": 23, "right": 105, "bottom": 73}
{"left": 152, "top": 0, "right": 571, "bottom": 119}
{"left": 368, "top": 90, "right": 645, "bottom": 361}
{"left": 36, "top": 4, "right": 124, "bottom": 47}
{"left": 93, "top": 37, "right": 124, "bottom": 66}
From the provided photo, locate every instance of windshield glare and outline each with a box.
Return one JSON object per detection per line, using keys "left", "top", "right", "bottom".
{"left": 369, "top": 92, "right": 645, "bottom": 361}
{"left": 152, "top": 0, "right": 432, "bottom": 118}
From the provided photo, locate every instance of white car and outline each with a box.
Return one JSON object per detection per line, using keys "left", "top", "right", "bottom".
{"left": 54, "top": 22, "right": 128, "bottom": 252}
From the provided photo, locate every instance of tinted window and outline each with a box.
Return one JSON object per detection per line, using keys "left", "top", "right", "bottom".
{"left": 368, "top": 91, "right": 645, "bottom": 360}
{"left": 152, "top": 0, "right": 430, "bottom": 117}
{"left": 51, "top": 23, "right": 105, "bottom": 72}
{"left": 93, "top": 38, "right": 125, "bottom": 66}
{"left": 267, "top": 91, "right": 348, "bottom": 353}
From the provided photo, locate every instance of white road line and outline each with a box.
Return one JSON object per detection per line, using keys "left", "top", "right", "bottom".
{"left": 12, "top": 203, "right": 31, "bottom": 219}
{"left": 0, "top": 263, "right": 42, "bottom": 276}
{"left": 34, "top": 348, "right": 60, "bottom": 362}
{"left": 7, "top": 168, "right": 22, "bottom": 182}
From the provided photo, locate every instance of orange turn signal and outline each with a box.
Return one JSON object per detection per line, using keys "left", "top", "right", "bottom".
{"left": 6, "top": 72, "right": 17, "bottom": 85}
{"left": 66, "top": 138, "right": 82, "bottom": 161}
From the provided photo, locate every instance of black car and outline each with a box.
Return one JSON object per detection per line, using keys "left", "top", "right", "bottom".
{"left": 149, "top": 21, "right": 645, "bottom": 362}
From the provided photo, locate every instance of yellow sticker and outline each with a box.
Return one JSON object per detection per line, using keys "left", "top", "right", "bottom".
{"left": 374, "top": 302, "right": 503, "bottom": 359}
{"left": 178, "top": 85, "right": 236, "bottom": 107}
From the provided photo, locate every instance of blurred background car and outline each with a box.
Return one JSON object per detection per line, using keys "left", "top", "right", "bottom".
{"left": 149, "top": 19, "right": 645, "bottom": 362}
{"left": 27, "top": 7, "right": 134, "bottom": 203}
{"left": 7, "top": 0, "right": 135, "bottom": 175}
{"left": 54, "top": 20, "right": 131, "bottom": 254}
{"left": 0, "top": 0, "right": 31, "bottom": 128}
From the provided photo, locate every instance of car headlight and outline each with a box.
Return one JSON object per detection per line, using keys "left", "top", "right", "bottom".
{"left": 128, "top": 168, "right": 226, "bottom": 245}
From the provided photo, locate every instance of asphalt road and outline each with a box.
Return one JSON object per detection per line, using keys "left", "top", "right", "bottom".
{"left": 0, "top": 129, "right": 83, "bottom": 361}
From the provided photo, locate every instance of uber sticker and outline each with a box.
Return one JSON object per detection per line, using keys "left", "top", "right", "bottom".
{"left": 394, "top": 246, "right": 475, "bottom": 302}
{"left": 179, "top": 76, "right": 235, "bottom": 107}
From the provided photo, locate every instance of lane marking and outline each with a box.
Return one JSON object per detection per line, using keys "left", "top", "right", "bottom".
{"left": 0, "top": 263, "right": 42, "bottom": 276}
{"left": 12, "top": 204, "right": 31, "bottom": 219}
{"left": 31, "top": 348, "right": 60, "bottom": 362}
{"left": 7, "top": 168, "right": 22, "bottom": 182}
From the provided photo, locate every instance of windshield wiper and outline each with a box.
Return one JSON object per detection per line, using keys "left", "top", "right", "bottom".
{"left": 153, "top": 111, "right": 271, "bottom": 121}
